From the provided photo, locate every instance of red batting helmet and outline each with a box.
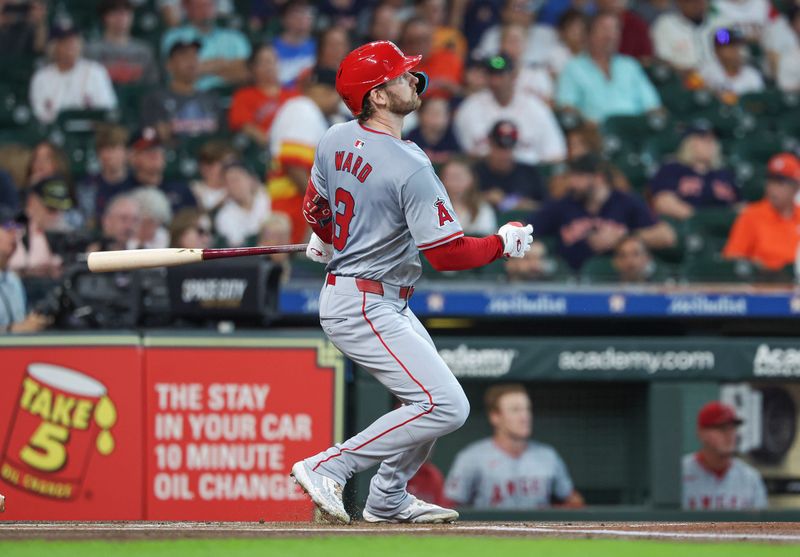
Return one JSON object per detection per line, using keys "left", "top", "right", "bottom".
{"left": 336, "top": 41, "right": 429, "bottom": 116}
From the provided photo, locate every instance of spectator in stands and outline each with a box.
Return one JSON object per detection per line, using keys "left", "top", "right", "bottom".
{"left": 215, "top": 162, "right": 270, "bottom": 247}
{"left": 595, "top": 0, "right": 653, "bottom": 60}
{"left": 128, "top": 187, "right": 172, "bottom": 249}
{"left": 191, "top": 140, "right": 237, "bottom": 212}
{"left": 652, "top": 0, "right": 715, "bottom": 74}
{"left": 455, "top": 54, "right": 566, "bottom": 165}
{"left": 366, "top": 2, "right": 403, "bottom": 44}
{"left": 445, "top": 383, "right": 584, "bottom": 509}
{"left": 723, "top": 153, "right": 800, "bottom": 272}
{"left": 158, "top": 0, "right": 235, "bottom": 28}
{"left": 417, "top": 0, "right": 468, "bottom": 60}
{"left": 400, "top": 17, "right": 463, "bottom": 99}
{"left": 505, "top": 240, "right": 551, "bottom": 281}
{"left": 26, "top": 141, "right": 70, "bottom": 189}
{"left": 552, "top": 9, "right": 588, "bottom": 76}
{"left": 439, "top": 158, "right": 497, "bottom": 236}
{"left": 406, "top": 98, "right": 460, "bottom": 165}
{"left": 557, "top": 12, "right": 661, "bottom": 124}
{"left": 228, "top": 44, "right": 296, "bottom": 147}
{"left": 97, "top": 193, "right": 140, "bottom": 251}
{"left": 474, "top": 0, "right": 562, "bottom": 71}
{"left": 450, "top": 0, "right": 502, "bottom": 49}
{"left": 0, "top": 169, "right": 18, "bottom": 211}
{"left": 634, "top": 0, "right": 674, "bottom": 25}
{"left": 0, "top": 206, "right": 50, "bottom": 333}
{"left": 76, "top": 124, "right": 131, "bottom": 230}
{"left": 161, "top": 0, "right": 250, "bottom": 91}
{"left": 258, "top": 212, "right": 293, "bottom": 282}
{"left": 29, "top": 22, "right": 117, "bottom": 125}
{"left": 0, "top": 144, "right": 30, "bottom": 199}
{"left": 268, "top": 67, "right": 340, "bottom": 244}
{"left": 85, "top": 0, "right": 159, "bottom": 86}
{"left": 699, "top": 28, "right": 764, "bottom": 102}
{"left": 554, "top": 122, "right": 631, "bottom": 197}
{"left": 612, "top": 235, "right": 655, "bottom": 283}
{"left": 317, "top": 0, "right": 362, "bottom": 32}
{"left": 683, "top": 401, "right": 767, "bottom": 510}
{"left": 170, "top": 208, "right": 212, "bottom": 249}
{"left": 777, "top": 5, "right": 800, "bottom": 92}
{"left": 710, "top": 0, "right": 798, "bottom": 78}
{"left": 9, "top": 176, "right": 73, "bottom": 278}
{"left": 273, "top": 0, "right": 316, "bottom": 87}
{"left": 475, "top": 120, "right": 546, "bottom": 211}
{"left": 650, "top": 124, "right": 739, "bottom": 220}
{"left": 533, "top": 154, "right": 675, "bottom": 270}
{"left": 0, "top": 0, "right": 47, "bottom": 56}
{"left": 124, "top": 127, "right": 197, "bottom": 213}
{"left": 314, "top": 26, "right": 350, "bottom": 71}
{"left": 500, "top": 23, "right": 555, "bottom": 103}
{"left": 141, "top": 39, "right": 222, "bottom": 142}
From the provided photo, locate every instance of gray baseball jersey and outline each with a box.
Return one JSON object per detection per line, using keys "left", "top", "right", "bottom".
{"left": 444, "top": 438, "right": 574, "bottom": 509}
{"left": 682, "top": 453, "right": 768, "bottom": 510}
{"left": 310, "top": 120, "right": 463, "bottom": 285}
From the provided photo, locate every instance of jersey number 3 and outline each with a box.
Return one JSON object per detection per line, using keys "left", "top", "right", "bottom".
{"left": 333, "top": 188, "right": 355, "bottom": 250}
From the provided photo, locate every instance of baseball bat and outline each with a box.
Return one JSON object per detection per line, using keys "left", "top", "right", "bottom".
{"left": 87, "top": 244, "right": 308, "bottom": 273}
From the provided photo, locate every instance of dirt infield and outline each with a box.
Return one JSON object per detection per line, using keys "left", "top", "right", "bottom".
{"left": 1, "top": 521, "right": 800, "bottom": 543}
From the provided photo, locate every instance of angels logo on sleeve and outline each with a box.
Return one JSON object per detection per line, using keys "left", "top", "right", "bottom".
{"left": 434, "top": 198, "right": 454, "bottom": 227}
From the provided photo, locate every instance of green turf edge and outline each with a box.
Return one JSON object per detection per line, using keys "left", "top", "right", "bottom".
{"left": 0, "top": 536, "right": 796, "bottom": 557}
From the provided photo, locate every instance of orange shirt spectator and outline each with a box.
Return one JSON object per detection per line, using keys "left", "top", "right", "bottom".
{"left": 723, "top": 153, "right": 800, "bottom": 270}
{"left": 228, "top": 87, "right": 297, "bottom": 137}
{"left": 417, "top": 49, "right": 464, "bottom": 98}
{"left": 401, "top": 17, "right": 463, "bottom": 99}
{"left": 228, "top": 44, "right": 297, "bottom": 146}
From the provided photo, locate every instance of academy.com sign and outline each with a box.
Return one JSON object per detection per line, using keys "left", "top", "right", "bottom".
{"left": 439, "top": 345, "right": 518, "bottom": 378}
{"left": 558, "top": 347, "right": 715, "bottom": 375}
{"left": 753, "top": 344, "right": 800, "bottom": 377}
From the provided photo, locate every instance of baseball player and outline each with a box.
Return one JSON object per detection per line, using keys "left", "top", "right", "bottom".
{"left": 290, "top": 40, "right": 533, "bottom": 524}
{"left": 444, "top": 383, "right": 583, "bottom": 509}
{"left": 682, "top": 401, "right": 768, "bottom": 510}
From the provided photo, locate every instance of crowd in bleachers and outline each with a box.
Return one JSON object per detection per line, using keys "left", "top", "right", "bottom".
{"left": 2, "top": 0, "right": 800, "bottom": 324}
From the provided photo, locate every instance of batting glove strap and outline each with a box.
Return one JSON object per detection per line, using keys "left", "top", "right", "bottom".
{"left": 306, "top": 233, "right": 333, "bottom": 264}
{"left": 497, "top": 222, "right": 534, "bottom": 258}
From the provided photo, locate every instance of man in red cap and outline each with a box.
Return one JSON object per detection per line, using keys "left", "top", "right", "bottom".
{"left": 289, "top": 41, "right": 533, "bottom": 524}
{"left": 724, "top": 153, "right": 800, "bottom": 271}
{"left": 682, "top": 401, "right": 767, "bottom": 510}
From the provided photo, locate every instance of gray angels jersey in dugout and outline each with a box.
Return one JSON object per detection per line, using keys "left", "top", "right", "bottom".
{"left": 310, "top": 120, "right": 463, "bottom": 286}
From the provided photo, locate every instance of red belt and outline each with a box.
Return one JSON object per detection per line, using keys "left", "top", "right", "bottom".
{"left": 326, "top": 274, "right": 414, "bottom": 300}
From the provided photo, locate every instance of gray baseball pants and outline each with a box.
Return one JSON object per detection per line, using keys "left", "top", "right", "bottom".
{"left": 303, "top": 275, "right": 469, "bottom": 516}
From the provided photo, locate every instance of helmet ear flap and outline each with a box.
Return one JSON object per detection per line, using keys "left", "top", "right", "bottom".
{"left": 412, "top": 71, "right": 429, "bottom": 96}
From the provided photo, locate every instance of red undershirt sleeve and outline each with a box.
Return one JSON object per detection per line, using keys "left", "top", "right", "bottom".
{"left": 423, "top": 235, "right": 504, "bottom": 271}
{"left": 302, "top": 179, "right": 333, "bottom": 244}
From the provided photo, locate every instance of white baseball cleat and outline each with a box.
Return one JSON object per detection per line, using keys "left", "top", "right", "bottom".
{"left": 291, "top": 461, "right": 350, "bottom": 524}
{"left": 362, "top": 496, "right": 459, "bottom": 523}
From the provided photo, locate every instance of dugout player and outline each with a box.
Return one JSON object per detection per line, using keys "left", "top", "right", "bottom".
{"left": 682, "top": 401, "right": 768, "bottom": 510}
{"left": 290, "top": 41, "right": 534, "bottom": 524}
{"left": 444, "top": 383, "right": 584, "bottom": 509}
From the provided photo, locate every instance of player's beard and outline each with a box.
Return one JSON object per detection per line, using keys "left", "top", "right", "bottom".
{"left": 386, "top": 89, "right": 421, "bottom": 116}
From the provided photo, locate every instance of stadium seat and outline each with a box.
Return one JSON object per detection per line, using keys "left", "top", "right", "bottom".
{"left": 660, "top": 84, "right": 718, "bottom": 117}
{"left": 733, "top": 162, "right": 767, "bottom": 202}
{"left": 55, "top": 109, "right": 119, "bottom": 136}
{"left": 683, "top": 208, "right": 737, "bottom": 260}
{"left": 739, "top": 89, "right": 784, "bottom": 122}
{"left": 114, "top": 83, "right": 150, "bottom": 127}
{"left": 727, "top": 133, "right": 788, "bottom": 168}
{"left": 602, "top": 113, "right": 672, "bottom": 149}
{"left": 680, "top": 257, "right": 753, "bottom": 283}
{"left": 497, "top": 209, "right": 534, "bottom": 225}
{"left": 579, "top": 256, "right": 616, "bottom": 283}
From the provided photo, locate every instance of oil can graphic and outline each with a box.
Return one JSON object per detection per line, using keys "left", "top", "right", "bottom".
{"left": 1, "top": 363, "right": 118, "bottom": 500}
